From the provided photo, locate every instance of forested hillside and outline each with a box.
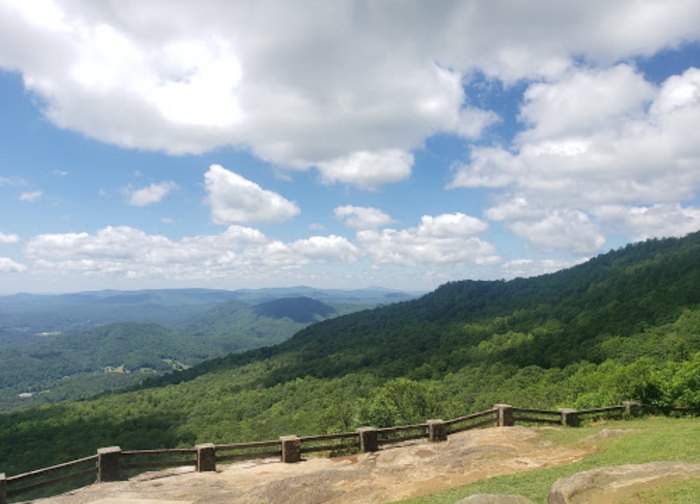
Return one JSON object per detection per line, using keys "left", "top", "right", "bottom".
{"left": 0, "top": 295, "right": 354, "bottom": 412}
{"left": 2, "top": 232, "right": 700, "bottom": 477}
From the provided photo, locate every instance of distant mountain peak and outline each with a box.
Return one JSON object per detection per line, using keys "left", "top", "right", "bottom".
{"left": 253, "top": 296, "right": 336, "bottom": 323}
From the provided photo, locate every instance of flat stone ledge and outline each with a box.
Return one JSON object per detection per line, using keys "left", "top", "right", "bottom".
{"left": 548, "top": 461, "right": 700, "bottom": 504}
{"left": 455, "top": 494, "right": 536, "bottom": 504}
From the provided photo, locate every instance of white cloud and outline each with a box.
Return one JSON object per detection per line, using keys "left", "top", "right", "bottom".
{"left": 453, "top": 107, "right": 500, "bottom": 139}
{"left": 357, "top": 213, "right": 496, "bottom": 266}
{"left": 10, "top": 1, "right": 697, "bottom": 188}
{"left": 19, "top": 190, "right": 42, "bottom": 202}
{"left": 453, "top": 65, "right": 700, "bottom": 253}
{"left": 204, "top": 164, "right": 300, "bottom": 225}
{"left": 0, "top": 257, "right": 26, "bottom": 272}
{"left": 24, "top": 224, "right": 357, "bottom": 281}
{"left": 126, "top": 180, "right": 178, "bottom": 206}
{"left": 0, "top": 232, "right": 20, "bottom": 244}
{"left": 317, "top": 150, "right": 414, "bottom": 189}
{"left": 594, "top": 203, "right": 700, "bottom": 241}
{"left": 0, "top": 176, "right": 26, "bottom": 186}
{"left": 290, "top": 235, "right": 359, "bottom": 262}
{"left": 518, "top": 65, "right": 655, "bottom": 140}
{"left": 486, "top": 198, "right": 606, "bottom": 254}
{"left": 334, "top": 205, "right": 394, "bottom": 230}
{"left": 463, "top": 66, "right": 700, "bottom": 203}
{"left": 508, "top": 210, "right": 606, "bottom": 255}
{"left": 18, "top": 216, "right": 497, "bottom": 284}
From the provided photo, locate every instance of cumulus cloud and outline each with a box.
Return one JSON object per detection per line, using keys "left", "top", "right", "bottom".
{"left": 485, "top": 197, "right": 606, "bottom": 254}
{"left": 594, "top": 203, "right": 700, "bottom": 241}
{"left": 509, "top": 210, "right": 606, "bottom": 255}
{"left": 126, "top": 181, "right": 178, "bottom": 206}
{"left": 334, "top": 205, "right": 394, "bottom": 229}
{"left": 18, "top": 215, "right": 497, "bottom": 282}
{"left": 19, "top": 190, "right": 42, "bottom": 202}
{"left": 518, "top": 64, "right": 655, "bottom": 140}
{"left": 357, "top": 213, "right": 496, "bottom": 266}
{"left": 0, "top": 232, "right": 20, "bottom": 244}
{"left": 0, "top": 257, "right": 26, "bottom": 272}
{"left": 317, "top": 150, "right": 414, "bottom": 189}
{"left": 452, "top": 65, "right": 700, "bottom": 253}
{"left": 204, "top": 164, "right": 300, "bottom": 224}
{"left": 6, "top": 1, "right": 695, "bottom": 188}
{"left": 23, "top": 225, "right": 357, "bottom": 281}
{"left": 289, "top": 235, "right": 359, "bottom": 262}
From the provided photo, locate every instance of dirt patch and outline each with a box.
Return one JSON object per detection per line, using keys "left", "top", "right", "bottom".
{"left": 36, "top": 426, "right": 592, "bottom": 504}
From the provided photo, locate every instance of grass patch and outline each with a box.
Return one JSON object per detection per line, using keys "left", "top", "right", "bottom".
{"left": 394, "top": 416, "right": 700, "bottom": 504}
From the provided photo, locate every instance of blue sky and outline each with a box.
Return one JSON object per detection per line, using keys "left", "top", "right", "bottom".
{"left": 1, "top": 1, "right": 700, "bottom": 294}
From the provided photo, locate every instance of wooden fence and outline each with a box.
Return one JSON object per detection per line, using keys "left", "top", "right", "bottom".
{"left": 1, "top": 400, "right": 696, "bottom": 503}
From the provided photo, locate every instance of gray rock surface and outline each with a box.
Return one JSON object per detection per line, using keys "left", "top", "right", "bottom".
{"left": 548, "top": 461, "right": 700, "bottom": 503}
{"left": 35, "top": 426, "right": 588, "bottom": 504}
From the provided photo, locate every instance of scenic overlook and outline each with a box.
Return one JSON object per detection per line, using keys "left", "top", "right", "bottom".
{"left": 1, "top": 1, "right": 700, "bottom": 503}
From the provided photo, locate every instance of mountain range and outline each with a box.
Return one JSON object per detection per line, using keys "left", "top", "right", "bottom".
{"left": 0, "top": 288, "right": 418, "bottom": 412}
{"left": 1, "top": 232, "right": 700, "bottom": 479}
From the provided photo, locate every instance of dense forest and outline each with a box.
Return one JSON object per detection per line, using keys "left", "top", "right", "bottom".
{"left": 2, "top": 232, "right": 700, "bottom": 477}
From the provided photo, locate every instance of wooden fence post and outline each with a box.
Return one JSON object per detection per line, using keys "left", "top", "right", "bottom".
{"left": 356, "top": 427, "right": 378, "bottom": 452}
{"left": 559, "top": 408, "right": 579, "bottom": 427}
{"left": 623, "top": 400, "right": 643, "bottom": 417}
{"left": 494, "top": 404, "right": 514, "bottom": 427}
{"left": 97, "top": 446, "right": 123, "bottom": 482}
{"left": 426, "top": 419, "right": 447, "bottom": 442}
{"left": 0, "top": 472, "right": 7, "bottom": 504}
{"left": 196, "top": 443, "right": 216, "bottom": 472}
{"left": 280, "top": 436, "right": 301, "bottom": 463}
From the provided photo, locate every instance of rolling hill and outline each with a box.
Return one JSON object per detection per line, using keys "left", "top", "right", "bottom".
{"left": 253, "top": 296, "right": 337, "bottom": 323}
{"left": 0, "top": 292, "right": 386, "bottom": 413}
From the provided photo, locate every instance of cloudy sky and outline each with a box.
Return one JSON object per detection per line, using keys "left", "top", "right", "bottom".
{"left": 1, "top": 0, "right": 700, "bottom": 294}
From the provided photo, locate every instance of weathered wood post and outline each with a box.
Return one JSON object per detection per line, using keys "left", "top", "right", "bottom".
{"left": 0, "top": 472, "right": 7, "bottom": 504}
{"left": 280, "top": 436, "right": 301, "bottom": 463}
{"left": 196, "top": 443, "right": 216, "bottom": 472}
{"left": 559, "top": 408, "right": 579, "bottom": 427}
{"left": 623, "top": 400, "right": 643, "bottom": 417}
{"left": 97, "top": 446, "right": 123, "bottom": 482}
{"left": 356, "top": 427, "right": 378, "bottom": 452}
{"left": 426, "top": 419, "right": 448, "bottom": 442}
{"left": 494, "top": 404, "right": 514, "bottom": 427}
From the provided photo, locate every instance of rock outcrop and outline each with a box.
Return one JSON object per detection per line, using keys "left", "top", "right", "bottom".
{"left": 548, "top": 461, "right": 700, "bottom": 503}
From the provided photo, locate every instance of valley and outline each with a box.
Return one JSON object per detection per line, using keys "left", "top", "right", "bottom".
{"left": 0, "top": 287, "right": 417, "bottom": 412}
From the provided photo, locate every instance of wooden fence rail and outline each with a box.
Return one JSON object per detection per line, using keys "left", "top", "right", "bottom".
{"left": 1, "top": 400, "right": 697, "bottom": 504}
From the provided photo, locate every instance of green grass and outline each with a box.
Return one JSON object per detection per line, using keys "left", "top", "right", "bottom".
{"left": 394, "top": 416, "right": 700, "bottom": 504}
